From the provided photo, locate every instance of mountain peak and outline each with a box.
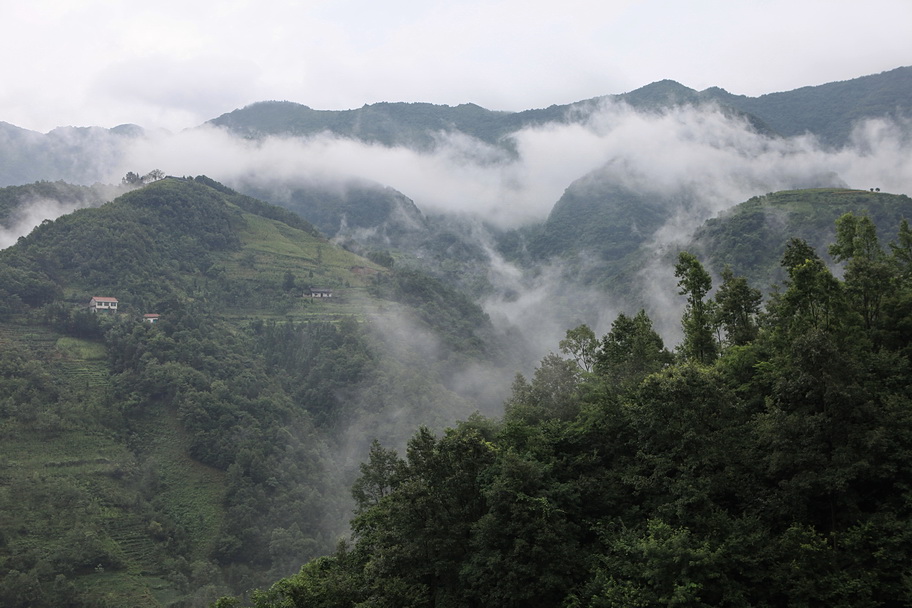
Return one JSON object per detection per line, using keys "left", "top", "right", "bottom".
{"left": 617, "top": 79, "right": 699, "bottom": 109}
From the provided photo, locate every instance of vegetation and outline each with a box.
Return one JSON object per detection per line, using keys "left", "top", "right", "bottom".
{"left": 229, "top": 213, "right": 912, "bottom": 607}
{"left": 693, "top": 188, "right": 912, "bottom": 291}
{"left": 0, "top": 180, "right": 121, "bottom": 229}
{"left": 239, "top": 180, "right": 426, "bottom": 244}
{"left": 529, "top": 180, "right": 672, "bottom": 266}
{"left": 705, "top": 66, "right": 912, "bottom": 148}
{"left": 0, "top": 177, "right": 499, "bottom": 606}
{"left": 5, "top": 175, "right": 912, "bottom": 606}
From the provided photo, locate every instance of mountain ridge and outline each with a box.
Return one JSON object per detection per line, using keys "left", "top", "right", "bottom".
{"left": 207, "top": 65, "right": 912, "bottom": 149}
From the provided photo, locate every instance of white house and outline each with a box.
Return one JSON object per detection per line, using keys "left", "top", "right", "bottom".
{"left": 89, "top": 296, "right": 119, "bottom": 312}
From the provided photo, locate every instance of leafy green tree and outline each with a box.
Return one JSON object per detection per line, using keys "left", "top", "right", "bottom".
{"left": 586, "top": 519, "right": 735, "bottom": 608}
{"left": 626, "top": 363, "right": 750, "bottom": 525}
{"left": 351, "top": 440, "right": 404, "bottom": 513}
{"left": 143, "top": 169, "right": 165, "bottom": 182}
{"left": 713, "top": 266, "right": 762, "bottom": 347}
{"left": 829, "top": 213, "right": 893, "bottom": 333}
{"left": 674, "top": 252, "right": 717, "bottom": 363}
{"left": 505, "top": 353, "right": 581, "bottom": 422}
{"left": 282, "top": 270, "right": 296, "bottom": 292}
{"left": 774, "top": 238, "right": 846, "bottom": 336}
{"left": 594, "top": 310, "right": 672, "bottom": 391}
{"left": 559, "top": 324, "right": 598, "bottom": 373}
{"left": 464, "top": 450, "right": 583, "bottom": 608}
{"left": 121, "top": 171, "right": 142, "bottom": 185}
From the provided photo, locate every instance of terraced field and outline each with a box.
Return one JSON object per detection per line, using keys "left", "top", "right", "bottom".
{"left": 0, "top": 317, "right": 189, "bottom": 605}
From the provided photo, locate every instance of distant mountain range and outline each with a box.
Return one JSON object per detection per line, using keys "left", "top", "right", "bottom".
{"left": 1, "top": 66, "right": 909, "bottom": 187}
{"left": 208, "top": 65, "right": 912, "bottom": 149}
{"left": 1, "top": 65, "right": 910, "bottom": 336}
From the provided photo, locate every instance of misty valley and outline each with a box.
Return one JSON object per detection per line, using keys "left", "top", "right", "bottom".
{"left": 1, "top": 66, "right": 912, "bottom": 607}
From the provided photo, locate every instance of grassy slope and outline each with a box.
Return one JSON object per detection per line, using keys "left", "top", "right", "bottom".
{"left": 222, "top": 211, "right": 387, "bottom": 321}
{"left": 0, "top": 323, "right": 163, "bottom": 605}
{"left": 692, "top": 188, "right": 912, "bottom": 289}
{"left": 0, "top": 179, "right": 391, "bottom": 605}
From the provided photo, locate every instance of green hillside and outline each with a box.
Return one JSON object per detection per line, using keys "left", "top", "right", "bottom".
{"left": 704, "top": 66, "right": 912, "bottom": 147}
{"left": 530, "top": 177, "right": 673, "bottom": 264}
{"left": 0, "top": 181, "right": 123, "bottom": 230}
{"left": 0, "top": 177, "right": 499, "bottom": 607}
{"left": 221, "top": 210, "right": 912, "bottom": 608}
{"left": 692, "top": 188, "right": 912, "bottom": 289}
{"left": 238, "top": 179, "right": 430, "bottom": 246}
{"left": 520, "top": 171, "right": 702, "bottom": 296}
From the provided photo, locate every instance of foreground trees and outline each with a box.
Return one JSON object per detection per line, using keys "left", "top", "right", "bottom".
{"left": 230, "top": 213, "right": 912, "bottom": 607}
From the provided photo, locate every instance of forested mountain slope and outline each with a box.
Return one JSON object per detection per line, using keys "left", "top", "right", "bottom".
{"left": 704, "top": 65, "right": 912, "bottom": 147}
{"left": 231, "top": 212, "right": 912, "bottom": 607}
{"left": 0, "top": 181, "right": 125, "bottom": 231}
{"left": 0, "top": 177, "right": 502, "bottom": 607}
{"left": 0, "top": 122, "right": 143, "bottom": 186}
{"left": 691, "top": 188, "right": 912, "bottom": 289}
{"left": 237, "top": 179, "right": 430, "bottom": 249}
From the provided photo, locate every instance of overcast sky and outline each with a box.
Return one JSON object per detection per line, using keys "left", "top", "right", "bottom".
{"left": 1, "top": 0, "right": 910, "bottom": 133}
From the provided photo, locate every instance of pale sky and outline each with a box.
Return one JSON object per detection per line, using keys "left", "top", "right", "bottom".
{"left": 1, "top": 0, "right": 910, "bottom": 133}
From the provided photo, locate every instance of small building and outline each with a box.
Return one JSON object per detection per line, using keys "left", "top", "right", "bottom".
{"left": 143, "top": 313, "right": 161, "bottom": 324}
{"left": 309, "top": 288, "right": 333, "bottom": 298}
{"left": 89, "top": 296, "right": 118, "bottom": 313}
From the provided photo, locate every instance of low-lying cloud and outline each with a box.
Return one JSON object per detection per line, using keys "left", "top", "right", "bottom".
{"left": 102, "top": 100, "right": 912, "bottom": 234}
{"left": 5, "top": 99, "right": 911, "bottom": 355}
{"left": 0, "top": 196, "right": 106, "bottom": 249}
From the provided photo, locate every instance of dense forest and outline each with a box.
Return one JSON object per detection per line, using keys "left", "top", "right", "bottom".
{"left": 225, "top": 213, "right": 912, "bottom": 607}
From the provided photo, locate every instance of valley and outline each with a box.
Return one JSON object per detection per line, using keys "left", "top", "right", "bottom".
{"left": 1, "top": 65, "right": 911, "bottom": 606}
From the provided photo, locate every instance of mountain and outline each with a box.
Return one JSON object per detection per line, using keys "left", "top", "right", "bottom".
{"left": 208, "top": 66, "right": 912, "bottom": 150}
{"left": 207, "top": 101, "right": 516, "bottom": 149}
{"left": 702, "top": 66, "right": 912, "bottom": 147}
{"left": 215, "top": 197, "right": 912, "bottom": 608}
{"left": 0, "top": 66, "right": 906, "bottom": 197}
{"left": 690, "top": 187, "right": 912, "bottom": 288}
{"left": 2, "top": 64, "right": 912, "bottom": 606}
{"left": 519, "top": 175, "right": 682, "bottom": 298}
{"left": 0, "top": 180, "right": 125, "bottom": 237}
{"left": 236, "top": 178, "right": 505, "bottom": 299}
{"left": 238, "top": 178, "right": 430, "bottom": 247}
{"left": 0, "top": 122, "right": 144, "bottom": 186}
{"left": 0, "top": 177, "right": 507, "bottom": 606}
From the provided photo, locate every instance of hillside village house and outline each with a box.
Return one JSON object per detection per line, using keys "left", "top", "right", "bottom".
{"left": 310, "top": 288, "right": 333, "bottom": 298}
{"left": 89, "top": 296, "right": 118, "bottom": 312}
{"left": 143, "top": 313, "right": 161, "bottom": 323}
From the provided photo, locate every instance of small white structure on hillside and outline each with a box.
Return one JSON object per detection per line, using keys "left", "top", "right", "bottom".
{"left": 309, "top": 288, "right": 333, "bottom": 298}
{"left": 89, "top": 296, "right": 118, "bottom": 313}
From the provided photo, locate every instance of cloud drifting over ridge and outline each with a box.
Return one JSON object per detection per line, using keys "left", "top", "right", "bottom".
{"left": 4, "top": 99, "right": 911, "bottom": 374}
{"left": 111, "top": 100, "right": 912, "bottom": 233}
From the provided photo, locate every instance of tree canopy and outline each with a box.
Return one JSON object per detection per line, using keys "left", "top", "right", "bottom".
{"left": 229, "top": 213, "right": 912, "bottom": 607}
